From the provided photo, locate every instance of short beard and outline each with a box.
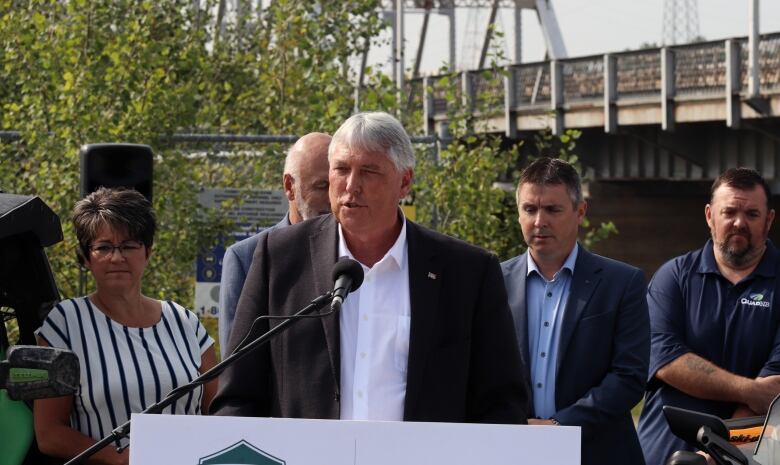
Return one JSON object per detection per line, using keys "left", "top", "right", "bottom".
{"left": 715, "top": 231, "right": 757, "bottom": 267}
{"left": 294, "top": 187, "right": 328, "bottom": 221}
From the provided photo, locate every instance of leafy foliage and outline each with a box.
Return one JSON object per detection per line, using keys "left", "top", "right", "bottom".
{"left": 0, "top": 0, "right": 614, "bottom": 347}
{"left": 0, "top": 0, "right": 388, "bottom": 320}
{"left": 413, "top": 68, "right": 524, "bottom": 259}
{"left": 414, "top": 68, "right": 616, "bottom": 260}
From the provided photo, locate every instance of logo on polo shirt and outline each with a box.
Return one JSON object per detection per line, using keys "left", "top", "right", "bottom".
{"left": 741, "top": 293, "right": 771, "bottom": 308}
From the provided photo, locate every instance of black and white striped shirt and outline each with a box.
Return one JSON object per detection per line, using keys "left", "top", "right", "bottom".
{"left": 36, "top": 297, "right": 214, "bottom": 446}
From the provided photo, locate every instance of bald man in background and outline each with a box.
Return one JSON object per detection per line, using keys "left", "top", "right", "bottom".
{"left": 218, "top": 133, "right": 331, "bottom": 357}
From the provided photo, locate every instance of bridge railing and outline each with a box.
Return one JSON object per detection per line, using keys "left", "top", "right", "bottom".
{"left": 411, "top": 32, "right": 780, "bottom": 135}
{"left": 747, "top": 34, "right": 780, "bottom": 91}
{"left": 562, "top": 55, "right": 604, "bottom": 103}
{"left": 615, "top": 49, "right": 661, "bottom": 99}
{"left": 510, "top": 63, "right": 551, "bottom": 106}
{"left": 674, "top": 40, "right": 728, "bottom": 97}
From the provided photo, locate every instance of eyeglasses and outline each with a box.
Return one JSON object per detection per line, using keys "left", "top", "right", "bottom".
{"left": 89, "top": 241, "right": 144, "bottom": 258}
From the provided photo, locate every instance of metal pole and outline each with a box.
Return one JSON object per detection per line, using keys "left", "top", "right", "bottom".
{"left": 390, "top": 8, "right": 397, "bottom": 84}
{"left": 413, "top": 6, "right": 431, "bottom": 78}
{"left": 514, "top": 0, "right": 523, "bottom": 63}
{"left": 748, "top": 0, "right": 760, "bottom": 98}
{"left": 394, "top": 0, "right": 405, "bottom": 111}
{"left": 354, "top": 36, "right": 370, "bottom": 113}
{"left": 448, "top": 7, "right": 456, "bottom": 70}
{"left": 215, "top": 0, "right": 227, "bottom": 43}
{"left": 478, "top": 0, "right": 500, "bottom": 69}
{"left": 395, "top": 0, "right": 405, "bottom": 97}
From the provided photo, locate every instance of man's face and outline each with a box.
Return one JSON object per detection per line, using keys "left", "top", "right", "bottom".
{"left": 706, "top": 185, "right": 775, "bottom": 267}
{"left": 293, "top": 150, "right": 331, "bottom": 220}
{"left": 328, "top": 143, "right": 412, "bottom": 238}
{"left": 517, "top": 182, "right": 585, "bottom": 263}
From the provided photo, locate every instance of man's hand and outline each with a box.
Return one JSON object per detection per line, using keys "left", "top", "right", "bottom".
{"left": 527, "top": 418, "right": 557, "bottom": 426}
{"left": 697, "top": 450, "right": 716, "bottom": 465}
{"left": 745, "top": 375, "right": 780, "bottom": 414}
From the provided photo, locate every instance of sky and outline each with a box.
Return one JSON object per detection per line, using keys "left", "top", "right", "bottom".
{"left": 366, "top": 0, "right": 780, "bottom": 75}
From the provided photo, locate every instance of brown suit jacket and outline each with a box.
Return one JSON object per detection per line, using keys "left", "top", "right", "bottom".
{"left": 211, "top": 214, "right": 528, "bottom": 424}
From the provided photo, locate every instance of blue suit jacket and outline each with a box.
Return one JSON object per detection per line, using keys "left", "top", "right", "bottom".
{"left": 501, "top": 246, "right": 649, "bottom": 465}
{"left": 218, "top": 214, "right": 291, "bottom": 357}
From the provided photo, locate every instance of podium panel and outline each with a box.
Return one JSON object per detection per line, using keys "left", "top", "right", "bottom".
{"left": 131, "top": 414, "right": 580, "bottom": 464}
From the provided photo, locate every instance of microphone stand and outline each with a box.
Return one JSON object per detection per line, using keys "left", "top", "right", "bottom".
{"left": 65, "top": 291, "right": 334, "bottom": 465}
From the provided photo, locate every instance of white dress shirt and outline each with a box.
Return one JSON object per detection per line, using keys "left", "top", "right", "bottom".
{"left": 338, "top": 217, "right": 411, "bottom": 421}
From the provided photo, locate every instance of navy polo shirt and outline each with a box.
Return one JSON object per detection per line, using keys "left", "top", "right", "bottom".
{"left": 637, "top": 240, "right": 780, "bottom": 465}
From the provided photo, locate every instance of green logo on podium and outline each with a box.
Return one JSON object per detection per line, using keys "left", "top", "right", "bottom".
{"left": 198, "top": 440, "right": 285, "bottom": 465}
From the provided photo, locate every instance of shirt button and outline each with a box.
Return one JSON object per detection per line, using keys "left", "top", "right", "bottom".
{"left": 546, "top": 292, "right": 552, "bottom": 297}
{"left": 360, "top": 352, "right": 367, "bottom": 358}
{"left": 357, "top": 390, "right": 363, "bottom": 398}
{"left": 544, "top": 322, "right": 550, "bottom": 327}
{"left": 540, "top": 352, "right": 546, "bottom": 358}
{"left": 536, "top": 383, "right": 543, "bottom": 388}
{"left": 362, "top": 314, "right": 368, "bottom": 321}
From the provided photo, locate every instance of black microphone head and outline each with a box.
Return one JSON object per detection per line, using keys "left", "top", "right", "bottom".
{"left": 332, "top": 258, "right": 364, "bottom": 292}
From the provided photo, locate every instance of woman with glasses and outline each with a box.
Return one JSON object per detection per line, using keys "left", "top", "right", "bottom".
{"left": 33, "top": 187, "right": 217, "bottom": 465}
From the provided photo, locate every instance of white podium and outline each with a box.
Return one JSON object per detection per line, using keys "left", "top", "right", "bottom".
{"left": 130, "top": 414, "right": 580, "bottom": 464}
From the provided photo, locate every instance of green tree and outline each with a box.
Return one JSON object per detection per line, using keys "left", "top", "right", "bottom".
{"left": 413, "top": 68, "right": 615, "bottom": 260}
{"left": 0, "top": 0, "right": 615, "bottom": 348}
{"left": 0, "top": 0, "right": 391, "bottom": 337}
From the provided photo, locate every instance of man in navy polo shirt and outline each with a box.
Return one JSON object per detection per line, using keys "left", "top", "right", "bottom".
{"left": 637, "top": 168, "right": 780, "bottom": 465}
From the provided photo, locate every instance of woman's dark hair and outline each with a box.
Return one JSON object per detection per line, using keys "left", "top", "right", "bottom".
{"left": 72, "top": 187, "right": 156, "bottom": 262}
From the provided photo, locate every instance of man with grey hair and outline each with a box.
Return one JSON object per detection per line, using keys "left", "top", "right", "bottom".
{"left": 212, "top": 111, "right": 529, "bottom": 424}
{"left": 218, "top": 132, "right": 331, "bottom": 357}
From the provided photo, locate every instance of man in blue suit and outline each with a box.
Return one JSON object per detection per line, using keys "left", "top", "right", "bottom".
{"left": 501, "top": 157, "right": 649, "bottom": 465}
{"left": 218, "top": 132, "right": 331, "bottom": 356}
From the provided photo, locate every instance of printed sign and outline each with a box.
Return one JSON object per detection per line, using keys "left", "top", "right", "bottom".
{"left": 195, "top": 188, "right": 287, "bottom": 318}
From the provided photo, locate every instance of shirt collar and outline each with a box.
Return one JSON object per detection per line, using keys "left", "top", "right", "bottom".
{"left": 754, "top": 240, "right": 778, "bottom": 278}
{"left": 526, "top": 242, "right": 579, "bottom": 280}
{"left": 697, "top": 239, "right": 720, "bottom": 274}
{"left": 698, "top": 238, "right": 778, "bottom": 278}
{"left": 338, "top": 209, "right": 408, "bottom": 270}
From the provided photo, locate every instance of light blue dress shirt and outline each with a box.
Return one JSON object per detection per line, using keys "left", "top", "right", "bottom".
{"left": 526, "top": 243, "right": 579, "bottom": 419}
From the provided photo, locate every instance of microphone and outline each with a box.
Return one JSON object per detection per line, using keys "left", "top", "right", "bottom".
{"left": 330, "top": 258, "right": 364, "bottom": 312}
{"left": 0, "top": 345, "right": 80, "bottom": 400}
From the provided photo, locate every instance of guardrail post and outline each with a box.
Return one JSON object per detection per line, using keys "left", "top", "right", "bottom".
{"left": 726, "top": 39, "right": 741, "bottom": 129}
{"left": 661, "top": 47, "right": 676, "bottom": 132}
{"left": 551, "top": 60, "right": 564, "bottom": 136}
{"left": 422, "top": 77, "right": 435, "bottom": 136}
{"left": 604, "top": 53, "right": 617, "bottom": 134}
{"left": 504, "top": 67, "right": 518, "bottom": 138}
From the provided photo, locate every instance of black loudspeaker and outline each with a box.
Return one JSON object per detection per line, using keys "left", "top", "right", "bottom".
{"left": 0, "top": 194, "right": 63, "bottom": 349}
{"left": 79, "top": 143, "right": 153, "bottom": 201}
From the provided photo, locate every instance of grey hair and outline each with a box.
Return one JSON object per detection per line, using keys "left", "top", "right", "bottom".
{"left": 329, "top": 111, "right": 415, "bottom": 172}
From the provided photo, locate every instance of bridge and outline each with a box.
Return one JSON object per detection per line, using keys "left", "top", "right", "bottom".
{"left": 407, "top": 32, "right": 780, "bottom": 274}
{"left": 407, "top": 32, "right": 780, "bottom": 183}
